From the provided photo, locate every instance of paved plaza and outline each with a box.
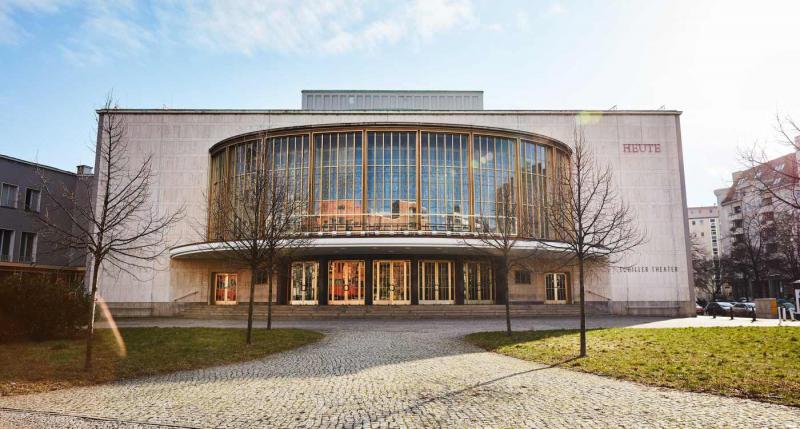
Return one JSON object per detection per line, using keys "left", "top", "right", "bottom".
{"left": 1, "top": 316, "right": 799, "bottom": 428}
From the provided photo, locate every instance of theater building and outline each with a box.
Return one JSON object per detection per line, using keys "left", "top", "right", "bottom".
{"left": 95, "top": 90, "right": 694, "bottom": 318}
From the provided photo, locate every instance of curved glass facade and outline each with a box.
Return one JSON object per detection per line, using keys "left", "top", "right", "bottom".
{"left": 209, "top": 125, "right": 569, "bottom": 240}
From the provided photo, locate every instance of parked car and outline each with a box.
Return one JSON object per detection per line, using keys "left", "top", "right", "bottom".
{"left": 705, "top": 302, "right": 734, "bottom": 316}
{"left": 732, "top": 302, "right": 756, "bottom": 317}
{"left": 695, "top": 303, "right": 705, "bottom": 315}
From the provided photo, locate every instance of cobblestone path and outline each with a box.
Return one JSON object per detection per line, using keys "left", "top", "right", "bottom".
{"left": 1, "top": 319, "right": 798, "bottom": 428}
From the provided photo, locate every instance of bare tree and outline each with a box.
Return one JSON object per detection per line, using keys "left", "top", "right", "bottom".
{"left": 36, "top": 94, "right": 184, "bottom": 369}
{"left": 535, "top": 126, "right": 645, "bottom": 357}
{"left": 740, "top": 114, "right": 800, "bottom": 209}
{"left": 768, "top": 209, "right": 800, "bottom": 283}
{"left": 207, "top": 136, "right": 310, "bottom": 343}
{"left": 724, "top": 206, "right": 771, "bottom": 298}
{"left": 690, "top": 234, "right": 718, "bottom": 302}
{"left": 461, "top": 184, "right": 531, "bottom": 336}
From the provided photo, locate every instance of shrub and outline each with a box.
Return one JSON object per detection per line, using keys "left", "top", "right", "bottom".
{"left": 0, "top": 274, "right": 91, "bottom": 342}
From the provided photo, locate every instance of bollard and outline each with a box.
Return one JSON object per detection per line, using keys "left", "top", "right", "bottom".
{"left": 751, "top": 307, "right": 757, "bottom": 322}
{"left": 730, "top": 306, "right": 734, "bottom": 320}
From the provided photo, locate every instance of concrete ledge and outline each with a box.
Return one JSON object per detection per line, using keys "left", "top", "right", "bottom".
{"left": 105, "top": 300, "right": 693, "bottom": 319}
{"left": 609, "top": 301, "right": 694, "bottom": 317}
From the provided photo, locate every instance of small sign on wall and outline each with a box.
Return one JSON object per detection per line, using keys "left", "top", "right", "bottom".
{"left": 623, "top": 144, "right": 661, "bottom": 153}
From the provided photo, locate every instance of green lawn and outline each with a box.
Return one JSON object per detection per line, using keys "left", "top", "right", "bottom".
{"left": 466, "top": 327, "right": 800, "bottom": 407}
{"left": 0, "top": 327, "right": 323, "bottom": 396}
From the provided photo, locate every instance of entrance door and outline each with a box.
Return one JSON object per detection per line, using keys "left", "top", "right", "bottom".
{"left": 464, "top": 262, "right": 494, "bottom": 303}
{"left": 329, "top": 260, "right": 365, "bottom": 305}
{"left": 214, "top": 273, "right": 238, "bottom": 305}
{"left": 291, "top": 262, "right": 318, "bottom": 305}
{"left": 545, "top": 273, "right": 568, "bottom": 303}
{"left": 374, "top": 260, "right": 410, "bottom": 305}
{"left": 419, "top": 260, "right": 453, "bottom": 303}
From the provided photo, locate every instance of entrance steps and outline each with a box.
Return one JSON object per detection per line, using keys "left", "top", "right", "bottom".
{"left": 176, "top": 303, "right": 582, "bottom": 320}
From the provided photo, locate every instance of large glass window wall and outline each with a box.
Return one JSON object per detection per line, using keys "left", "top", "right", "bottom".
{"left": 420, "top": 132, "right": 470, "bottom": 232}
{"left": 209, "top": 126, "right": 569, "bottom": 240}
{"left": 313, "top": 132, "right": 363, "bottom": 231}
{"left": 472, "top": 135, "right": 517, "bottom": 234}
{"left": 366, "top": 131, "right": 417, "bottom": 231}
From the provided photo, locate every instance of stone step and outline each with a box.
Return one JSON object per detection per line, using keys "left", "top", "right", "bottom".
{"left": 176, "top": 303, "right": 584, "bottom": 319}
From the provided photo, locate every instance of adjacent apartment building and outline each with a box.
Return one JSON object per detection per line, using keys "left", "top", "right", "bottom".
{"left": 92, "top": 90, "right": 695, "bottom": 317}
{"left": 0, "top": 154, "right": 93, "bottom": 281}
{"left": 687, "top": 206, "right": 724, "bottom": 299}
{"left": 714, "top": 152, "right": 799, "bottom": 298}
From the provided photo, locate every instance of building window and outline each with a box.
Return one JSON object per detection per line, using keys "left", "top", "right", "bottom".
{"left": 734, "top": 206, "right": 741, "bottom": 214}
{"left": 691, "top": 220, "right": 695, "bottom": 225}
{"left": 254, "top": 270, "right": 269, "bottom": 285}
{"left": 464, "top": 261, "right": 494, "bottom": 303}
{"left": 314, "top": 132, "right": 363, "bottom": 232}
{"left": 366, "top": 131, "right": 416, "bottom": 230}
{"left": 1, "top": 183, "right": 18, "bottom": 208}
{"left": 25, "top": 188, "right": 41, "bottom": 212}
{"left": 514, "top": 270, "right": 532, "bottom": 284}
{"left": 473, "top": 135, "right": 517, "bottom": 234}
{"left": 419, "top": 132, "right": 469, "bottom": 232}
{"left": 545, "top": 273, "right": 568, "bottom": 303}
{"left": 0, "top": 229, "right": 13, "bottom": 261}
{"left": 19, "top": 232, "right": 36, "bottom": 263}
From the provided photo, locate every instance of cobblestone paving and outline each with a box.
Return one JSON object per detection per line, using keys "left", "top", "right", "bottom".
{"left": 2, "top": 318, "right": 799, "bottom": 429}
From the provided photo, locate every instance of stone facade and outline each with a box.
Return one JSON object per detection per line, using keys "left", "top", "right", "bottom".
{"left": 92, "top": 100, "right": 693, "bottom": 317}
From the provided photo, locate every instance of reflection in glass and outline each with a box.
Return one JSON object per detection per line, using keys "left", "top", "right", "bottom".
{"left": 366, "top": 132, "right": 417, "bottom": 230}
{"left": 269, "top": 135, "right": 310, "bottom": 201}
{"left": 419, "top": 260, "right": 453, "bottom": 302}
{"left": 314, "top": 132, "right": 363, "bottom": 231}
{"left": 208, "top": 127, "right": 568, "bottom": 240}
{"left": 545, "top": 272, "right": 567, "bottom": 302}
{"left": 464, "top": 261, "right": 494, "bottom": 303}
{"left": 373, "top": 260, "right": 410, "bottom": 304}
{"left": 420, "top": 133, "right": 469, "bottom": 231}
{"left": 329, "top": 260, "right": 365, "bottom": 304}
{"left": 520, "top": 140, "right": 551, "bottom": 238}
{"left": 290, "top": 261, "right": 318, "bottom": 304}
{"left": 472, "top": 135, "right": 516, "bottom": 233}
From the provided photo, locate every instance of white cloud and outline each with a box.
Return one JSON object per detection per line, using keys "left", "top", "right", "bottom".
{"left": 0, "top": 0, "right": 70, "bottom": 45}
{"left": 543, "top": 1, "right": 566, "bottom": 18}
{"left": 59, "top": 1, "right": 154, "bottom": 65}
{"left": 0, "top": 0, "right": 474, "bottom": 62}
{"left": 410, "top": 0, "right": 474, "bottom": 41}
{"left": 161, "top": 0, "right": 475, "bottom": 56}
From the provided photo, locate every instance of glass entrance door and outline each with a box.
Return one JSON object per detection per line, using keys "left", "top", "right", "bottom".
{"left": 291, "top": 262, "right": 318, "bottom": 305}
{"left": 374, "top": 260, "right": 410, "bottom": 305}
{"left": 545, "top": 273, "right": 568, "bottom": 303}
{"left": 464, "top": 261, "right": 494, "bottom": 304}
{"left": 419, "top": 260, "right": 453, "bottom": 303}
{"left": 214, "top": 273, "right": 238, "bottom": 305}
{"left": 329, "top": 260, "right": 365, "bottom": 305}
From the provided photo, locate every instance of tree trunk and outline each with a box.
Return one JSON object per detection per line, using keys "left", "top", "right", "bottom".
{"left": 84, "top": 259, "right": 101, "bottom": 370}
{"left": 267, "top": 271, "right": 273, "bottom": 330}
{"left": 579, "top": 258, "right": 586, "bottom": 358}
{"left": 246, "top": 268, "right": 256, "bottom": 345}
{"left": 502, "top": 265, "right": 511, "bottom": 336}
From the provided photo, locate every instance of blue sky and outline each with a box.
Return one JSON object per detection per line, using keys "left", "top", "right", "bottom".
{"left": 1, "top": 0, "right": 798, "bottom": 206}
